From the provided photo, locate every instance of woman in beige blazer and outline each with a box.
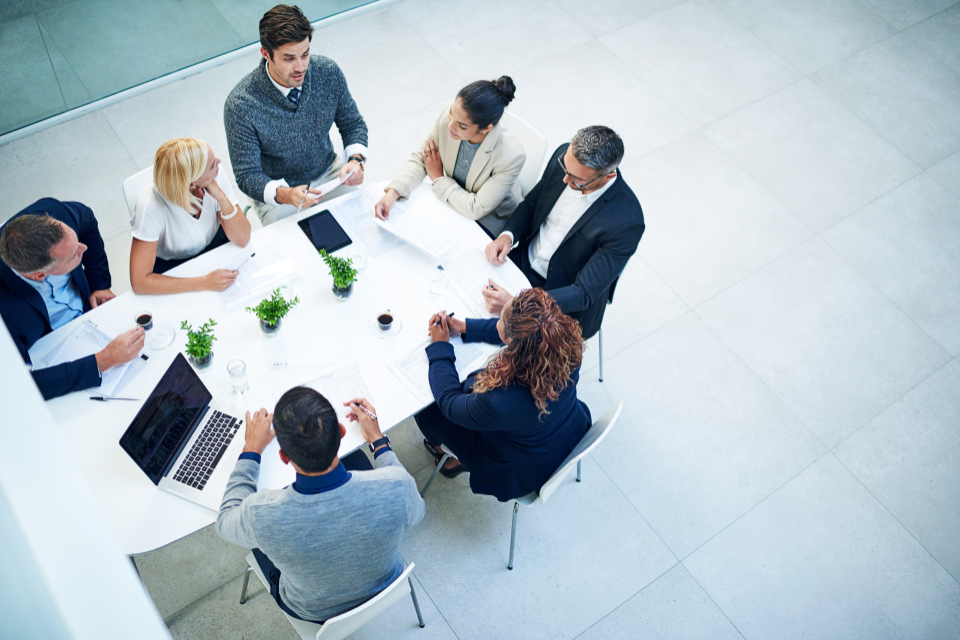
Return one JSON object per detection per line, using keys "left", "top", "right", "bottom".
{"left": 374, "top": 77, "right": 526, "bottom": 235}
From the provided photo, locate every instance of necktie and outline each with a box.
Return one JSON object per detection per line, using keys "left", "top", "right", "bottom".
{"left": 288, "top": 87, "right": 301, "bottom": 106}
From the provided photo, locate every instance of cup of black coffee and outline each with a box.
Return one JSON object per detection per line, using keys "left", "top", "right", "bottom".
{"left": 377, "top": 310, "right": 393, "bottom": 331}
{"left": 135, "top": 311, "right": 154, "bottom": 331}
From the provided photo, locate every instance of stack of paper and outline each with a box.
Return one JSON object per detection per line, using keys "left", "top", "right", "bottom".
{"left": 390, "top": 337, "right": 488, "bottom": 404}
{"left": 328, "top": 187, "right": 402, "bottom": 256}
{"left": 40, "top": 320, "right": 149, "bottom": 397}
{"left": 374, "top": 201, "right": 459, "bottom": 259}
{"left": 217, "top": 244, "right": 298, "bottom": 309}
{"left": 439, "top": 247, "right": 531, "bottom": 317}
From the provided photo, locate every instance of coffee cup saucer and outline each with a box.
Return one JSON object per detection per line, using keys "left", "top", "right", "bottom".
{"left": 368, "top": 317, "right": 402, "bottom": 339}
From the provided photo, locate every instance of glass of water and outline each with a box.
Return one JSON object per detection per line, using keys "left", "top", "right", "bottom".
{"left": 228, "top": 359, "right": 249, "bottom": 394}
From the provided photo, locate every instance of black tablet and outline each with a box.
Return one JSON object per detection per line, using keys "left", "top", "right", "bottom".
{"left": 297, "top": 210, "right": 353, "bottom": 253}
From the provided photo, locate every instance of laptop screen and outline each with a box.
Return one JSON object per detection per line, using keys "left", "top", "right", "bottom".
{"left": 119, "top": 353, "right": 212, "bottom": 485}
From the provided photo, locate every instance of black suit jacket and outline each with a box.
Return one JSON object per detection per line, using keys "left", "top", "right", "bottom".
{"left": 0, "top": 199, "right": 110, "bottom": 399}
{"left": 503, "top": 143, "right": 645, "bottom": 339}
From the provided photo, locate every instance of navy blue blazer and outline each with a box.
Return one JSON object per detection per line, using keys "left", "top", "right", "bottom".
{"left": 0, "top": 199, "right": 111, "bottom": 399}
{"left": 503, "top": 143, "right": 645, "bottom": 339}
{"left": 426, "top": 318, "right": 592, "bottom": 502}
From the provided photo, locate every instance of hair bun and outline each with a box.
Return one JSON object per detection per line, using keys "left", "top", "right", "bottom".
{"left": 493, "top": 76, "right": 516, "bottom": 105}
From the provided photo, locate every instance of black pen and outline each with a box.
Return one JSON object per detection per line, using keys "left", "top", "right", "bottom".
{"left": 353, "top": 403, "right": 378, "bottom": 421}
{"left": 90, "top": 396, "right": 139, "bottom": 401}
{"left": 233, "top": 252, "right": 256, "bottom": 272}
{"left": 434, "top": 312, "right": 455, "bottom": 326}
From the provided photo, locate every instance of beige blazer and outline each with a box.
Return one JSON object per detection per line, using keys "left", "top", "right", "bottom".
{"left": 386, "top": 102, "right": 526, "bottom": 228}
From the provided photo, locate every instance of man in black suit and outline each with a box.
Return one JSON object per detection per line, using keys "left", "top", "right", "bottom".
{"left": 483, "top": 126, "right": 644, "bottom": 339}
{"left": 0, "top": 199, "right": 144, "bottom": 400}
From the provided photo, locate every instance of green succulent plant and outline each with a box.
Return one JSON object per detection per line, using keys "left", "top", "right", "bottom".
{"left": 246, "top": 288, "right": 300, "bottom": 326}
{"left": 181, "top": 318, "right": 217, "bottom": 359}
{"left": 319, "top": 249, "right": 358, "bottom": 290}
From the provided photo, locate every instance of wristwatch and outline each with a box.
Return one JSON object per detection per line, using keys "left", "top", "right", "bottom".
{"left": 368, "top": 435, "right": 390, "bottom": 453}
{"left": 348, "top": 155, "right": 365, "bottom": 167}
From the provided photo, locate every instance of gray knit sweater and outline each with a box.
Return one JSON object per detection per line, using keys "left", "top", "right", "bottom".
{"left": 216, "top": 450, "right": 424, "bottom": 621}
{"left": 223, "top": 55, "right": 369, "bottom": 203}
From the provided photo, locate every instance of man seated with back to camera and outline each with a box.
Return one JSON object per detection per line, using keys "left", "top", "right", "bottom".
{"left": 482, "top": 126, "right": 645, "bottom": 340}
{"left": 216, "top": 389, "right": 424, "bottom": 623}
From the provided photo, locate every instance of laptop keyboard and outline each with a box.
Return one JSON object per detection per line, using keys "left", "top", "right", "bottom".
{"left": 172, "top": 410, "right": 240, "bottom": 490}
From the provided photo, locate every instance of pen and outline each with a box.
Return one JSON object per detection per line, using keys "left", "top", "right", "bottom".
{"left": 90, "top": 397, "right": 139, "bottom": 401}
{"left": 434, "top": 312, "right": 455, "bottom": 326}
{"left": 233, "top": 252, "right": 256, "bottom": 272}
{"left": 353, "top": 402, "right": 378, "bottom": 421}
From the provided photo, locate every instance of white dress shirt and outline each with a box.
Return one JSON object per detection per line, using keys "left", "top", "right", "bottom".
{"left": 262, "top": 61, "right": 369, "bottom": 206}
{"left": 506, "top": 177, "right": 617, "bottom": 279}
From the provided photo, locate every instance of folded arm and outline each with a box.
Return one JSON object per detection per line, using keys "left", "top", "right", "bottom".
{"left": 432, "top": 151, "right": 524, "bottom": 221}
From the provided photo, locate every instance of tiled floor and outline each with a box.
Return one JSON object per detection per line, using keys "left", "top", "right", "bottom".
{"left": 2, "top": 0, "right": 959, "bottom": 638}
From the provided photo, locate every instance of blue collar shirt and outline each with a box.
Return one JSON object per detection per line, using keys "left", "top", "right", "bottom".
{"left": 16, "top": 272, "right": 83, "bottom": 330}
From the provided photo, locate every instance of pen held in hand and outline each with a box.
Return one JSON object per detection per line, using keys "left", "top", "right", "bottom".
{"left": 434, "top": 312, "right": 455, "bottom": 327}
{"left": 232, "top": 252, "right": 256, "bottom": 272}
{"left": 353, "top": 402, "right": 378, "bottom": 421}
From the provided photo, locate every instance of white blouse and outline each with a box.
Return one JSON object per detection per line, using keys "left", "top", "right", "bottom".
{"left": 131, "top": 165, "right": 239, "bottom": 260}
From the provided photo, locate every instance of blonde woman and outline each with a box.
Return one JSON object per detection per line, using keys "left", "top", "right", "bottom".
{"left": 130, "top": 138, "right": 251, "bottom": 294}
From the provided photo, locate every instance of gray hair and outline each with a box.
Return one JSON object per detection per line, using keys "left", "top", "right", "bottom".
{"left": 570, "top": 126, "right": 624, "bottom": 175}
{"left": 0, "top": 214, "right": 64, "bottom": 273}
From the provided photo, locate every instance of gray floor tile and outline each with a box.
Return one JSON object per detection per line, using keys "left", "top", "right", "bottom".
{"left": 823, "top": 174, "right": 960, "bottom": 355}
{"left": 394, "top": 0, "right": 593, "bottom": 80}
{"left": 857, "top": 0, "right": 958, "bottom": 30}
{"left": 553, "top": 0, "right": 687, "bottom": 37}
{"left": 404, "top": 457, "right": 677, "bottom": 640}
{"left": 697, "top": 237, "right": 950, "bottom": 448}
{"left": 0, "top": 112, "right": 138, "bottom": 236}
{"left": 704, "top": 79, "right": 919, "bottom": 231}
{"left": 684, "top": 454, "right": 960, "bottom": 640}
{"left": 628, "top": 132, "right": 813, "bottom": 307}
{"left": 814, "top": 33, "right": 960, "bottom": 169}
{"left": 0, "top": 14, "right": 66, "bottom": 135}
{"left": 576, "top": 564, "right": 744, "bottom": 640}
{"left": 508, "top": 39, "right": 694, "bottom": 166}
{"left": 582, "top": 312, "right": 826, "bottom": 559}
{"left": 905, "top": 4, "right": 960, "bottom": 74}
{"left": 385, "top": 415, "right": 437, "bottom": 479}
{"left": 134, "top": 524, "right": 250, "bottom": 620}
{"left": 928, "top": 150, "right": 960, "bottom": 199}
{"left": 600, "top": 0, "right": 801, "bottom": 127}
{"left": 714, "top": 0, "right": 896, "bottom": 74}
{"left": 835, "top": 359, "right": 960, "bottom": 582}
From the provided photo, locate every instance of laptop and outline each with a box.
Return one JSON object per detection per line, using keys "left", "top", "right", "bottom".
{"left": 120, "top": 353, "right": 245, "bottom": 511}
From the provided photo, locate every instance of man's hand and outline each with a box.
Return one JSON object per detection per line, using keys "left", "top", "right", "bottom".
{"left": 374, "top": 189, "right": 400, "bottom": 220}
{"left": 343, "top": 398, "right": 384, "bottom": 444}
{"left": 341, "top": 159, "right": 365, "bottom": 187}
{"left": 276, "top": 184, "right": 322, "bottom": 208}
{"left": 485, "top": 234, "right": 512, "bottom": 264}
{"left": 428, "top": 311, "right": 450, "bottom": 343}
{"left": 243, "top": 408, "right": 275, "bottom": 454}
{"left": 95, "top": 327, "right": 145, "bottom": 372}
{"left": 482, "top": 279, "right": 512, "bottom": 315}
{"left": 422, "top": 139, "right": 443, "bottom": 181}
{"left": 89, "top": 289, "right": 115, "bottom": 308}
{"left": 202, "top": 268, "right": 239, "bottom": 292}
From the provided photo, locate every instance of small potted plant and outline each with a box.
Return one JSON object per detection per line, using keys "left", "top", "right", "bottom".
{"left": 181, "top": 318, "right": 217, "bottom": 369}
{"left": 320, "top": 249, "right": 357, "bottom": 300}
{"left": 246, "top": 288, "right": 300, "bottom": 335}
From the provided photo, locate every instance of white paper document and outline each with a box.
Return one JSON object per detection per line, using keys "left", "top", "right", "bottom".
{"left": 440, "top": 247, "right": 531, "bottom": 317}
{"left": 300, "top": 363, "right": 376, "bottom": 419}
{"left": 328, "top": 187, "right": 402, "bottom": 256}
{"left": 374, "top": 201, "right": 459, "bottom": 259}
{"left": 217, "top": 244, "right": 298, "bottom": 309}
{"left": 41, "top": 319, "right": 149, "bottom": 397}
{"left": 389, "top": 338, "right": 488, "bottom": 404}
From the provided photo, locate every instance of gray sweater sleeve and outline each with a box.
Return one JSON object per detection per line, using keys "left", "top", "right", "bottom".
{"left": 331, "top": 65, "right": 368, "bottom": 152}
{"left": 374, "top": 449, "right": 425, "bottom": 528}
{"left": 224, "top": 99, "right": 271, "bottom": 202}
{"left": 215, "top": 458, "right": 262, "bottom": 549}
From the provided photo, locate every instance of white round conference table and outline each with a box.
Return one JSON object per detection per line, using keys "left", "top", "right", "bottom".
{"left": 41, "top": 181, "right": 525, "bottom": 555}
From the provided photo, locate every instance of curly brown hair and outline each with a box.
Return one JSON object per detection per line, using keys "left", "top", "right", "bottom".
{"left": 472, "top": 288, "right": 584, "bottom": 417}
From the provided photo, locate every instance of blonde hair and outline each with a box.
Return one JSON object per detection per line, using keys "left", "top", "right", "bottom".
{"left": 153, "top": 138, "right": 208, "bottom": 212}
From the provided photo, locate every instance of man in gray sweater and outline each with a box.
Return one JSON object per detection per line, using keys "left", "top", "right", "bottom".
{"left": 224, "top": 5, "right": 369, "bottom": 225}
{"left": 217, "top": 388, "right": 424, "bottom": 623}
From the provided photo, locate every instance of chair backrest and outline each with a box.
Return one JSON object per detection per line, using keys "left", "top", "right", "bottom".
{"left": 122, "top": 166, "right": 153, "bottom": 220}
{"left": 538, "top": 400, "right": 623, "bottom": 504}
{"left": 316, "top": 562, "right": 416, "bottom": 640}
{"left": 499, "top": 111, "right": 547, "bottom": 197}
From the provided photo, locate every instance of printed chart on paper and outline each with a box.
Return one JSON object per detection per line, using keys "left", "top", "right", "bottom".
{"left": 328, "top": 187, "right": 402, "bottom": 256}
{"left": 43, "top": 320, "right": 149, "bottom": 397}
{"left": 301, "top": 363, "right": 376, "bottom": 419}
{"left": 440, "top": 247, "right": 531, "bottom": 317}
{"left": 389, "top": 338, "right": 488, "bottom": 404}
{"left": 217, "top": 244, "right": 298, "bottom": 308}
{"left": 374, "top": 201, "right": 458, "bottom": 259}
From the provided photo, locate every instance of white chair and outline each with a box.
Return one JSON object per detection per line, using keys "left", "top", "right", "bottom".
{"left": 240, "top": 554, "right": 425, "bottom": 640}
{"left": 122, "top": 166, "right": 153, "bottom": 219}
{"left": 421, "top": 399, "right": 623, "bottom": 569}
{"left": 499, "top": 111, "right": 547, "bottom": 197}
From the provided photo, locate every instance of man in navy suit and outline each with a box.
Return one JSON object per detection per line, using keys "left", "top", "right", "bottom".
{"left": 483, "top": 126, "right": 645, "bottom": 339}
{"left": 0, "top": 199, "right": 144, "bottom": 400}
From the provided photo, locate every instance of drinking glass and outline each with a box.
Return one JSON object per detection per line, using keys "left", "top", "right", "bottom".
{"left": 228, "top": 359, "right": 249, "bottom": 394}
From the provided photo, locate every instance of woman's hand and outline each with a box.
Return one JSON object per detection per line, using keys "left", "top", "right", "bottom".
{"left": 447, "top": 314, "right": 466, "bottom": 335}
{"left": 374, "top": 189, "right": 400, "bottom": 220}
{"left": 428, "top": 311, "right": 450, "bottom": 343}
{"left": 203, "top": 268, "right": 239, "bottom": 292}
{"left": 423, "top": 139, "right": 443, "bottom": 181}
{"left": 203, "top": 179, "right": 233, "bottom": 211}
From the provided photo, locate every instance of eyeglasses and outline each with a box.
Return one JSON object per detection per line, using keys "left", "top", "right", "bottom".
{"left": 557, "top": 153, "right": 605, "bottom": 191}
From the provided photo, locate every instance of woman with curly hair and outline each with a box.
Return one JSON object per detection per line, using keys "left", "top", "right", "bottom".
{"left": 415, "top": 288, "right": 592, "bottom": 502}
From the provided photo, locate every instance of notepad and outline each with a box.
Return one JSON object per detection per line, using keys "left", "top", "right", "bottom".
{"left": 374, "top": 201, "right": 459, "bottom": 260}
{"left": 389, "top": 338, "right": 488, "bottom": 404}
{"left": 328, "top": 187, "right": 402, "bottom": 256}
{"left": 439, "top": 247, "right": 531, "bottom": 317}
{"left": 217, "top": 244, "right": 298, "bottom": 309}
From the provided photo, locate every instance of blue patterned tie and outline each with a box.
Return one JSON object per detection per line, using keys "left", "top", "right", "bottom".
{"left": 288, "top": 87, "right": 301, "bottom": 106}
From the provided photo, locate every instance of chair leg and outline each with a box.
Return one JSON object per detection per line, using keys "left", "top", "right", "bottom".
{"left": 420, "top": 453, "right": 450, "bottom": 497}
{"left": 598, "top": 328, "right": 604, "bottom": 382}
{"left": 239, "top": 565, "right": 253, "bottom": 604}
{"left": 576, "top": 459, "right": 582, "bottom": 483}
{"left": 408, "top": 577, "right": 426, "bottom": 628}
{"left": 508, "top": 502, "right": 520, "bottom": 570}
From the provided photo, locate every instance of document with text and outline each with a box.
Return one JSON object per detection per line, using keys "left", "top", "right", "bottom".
{"left": 389, "top": 338, "right": 488, "bottom": 404}
{"left": 217, "top": 244, "right": 298, "bottom": 309}
{"left": 374, "top": 201, "right": 459, "bottom": 259}
{"left": 299, "top": 363, "right": 376, "bottom": 420}
{"left": 41, "top": 319, "right": 149, "bottom": 397}
{"left": 328, "top": 187, "right": 402, "bottom": 256}
{"left": 440, "top": 247, "right": 531, "bottom": 317}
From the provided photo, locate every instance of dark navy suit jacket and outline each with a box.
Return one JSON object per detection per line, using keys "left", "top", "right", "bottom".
{"left": 0, "top": 199, "right": 111, "bottom": 399}
{"left": 503, "top": 143, "right": 645, "bottom": 339}
{"left": 426, "top": 318, "right": 592, "bottom": 502}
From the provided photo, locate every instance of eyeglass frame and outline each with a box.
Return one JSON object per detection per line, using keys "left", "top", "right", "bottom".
{"left": 557, "top": 152, "right": 608, "bottom": 191}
